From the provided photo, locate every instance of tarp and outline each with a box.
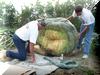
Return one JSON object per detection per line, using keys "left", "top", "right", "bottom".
{"left": 0, "top": 53, "right": 58, "bottom": 75}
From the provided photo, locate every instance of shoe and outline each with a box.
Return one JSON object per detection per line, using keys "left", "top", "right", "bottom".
{"left": 82, "top": 54, "right": 88, "bottom": 59}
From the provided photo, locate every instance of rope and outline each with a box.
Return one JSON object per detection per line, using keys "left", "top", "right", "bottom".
{"left": 44, "top": 56, "right": 79, "bottom": 69}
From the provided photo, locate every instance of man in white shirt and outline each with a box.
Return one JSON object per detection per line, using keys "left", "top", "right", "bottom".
{"left": 6, "top": 19, "right": 47, "bottom": 62}
{"left": 67, "top": 5, "right": 95, "bottom": 58}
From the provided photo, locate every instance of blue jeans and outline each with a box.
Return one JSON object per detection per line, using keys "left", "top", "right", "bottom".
{"left": 77, "top": 23, "right": 95, "bottom": 55}
{"left": 6, "top": 34, "right": 27, "bottom": 61}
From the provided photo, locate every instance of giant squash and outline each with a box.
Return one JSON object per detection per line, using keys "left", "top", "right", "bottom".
{"left": 35, "top": 18, "right": 78, "bottom": 56}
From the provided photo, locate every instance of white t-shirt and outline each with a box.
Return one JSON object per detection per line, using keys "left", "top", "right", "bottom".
{"left": 72, "top": 8, "right": 95, "bottom": 25}
{"left": 15, "top": 20, "right": 39, "bottom": 44}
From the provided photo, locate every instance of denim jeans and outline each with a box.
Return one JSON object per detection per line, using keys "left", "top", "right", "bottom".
{"left": 6, "top": 34, "right": 27, "bottom": 61}
{"left": 77, "top": 23, "right": 95, "bottom": 55}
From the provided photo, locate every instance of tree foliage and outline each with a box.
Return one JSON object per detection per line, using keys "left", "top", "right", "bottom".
{"left": 0, "top": 2, "right": 6, "bottom": 25}
{"left": 54, "top": 1, "right": 74, "bottom": 17}
{"left": 2, "top": 0, "right": 97, "bottom": 28}
{"left": 72, "top": 0, "right": 97, "bottom": 10}
{"left": 19, "top": 6, "right": 33, "bottom": 26}
{"left": 34, "top": 0, "right": 44, "bottom": 18}
{"left": 45, "top": 2, "right": 54, "bottom": 17}
{"left": 4, "top": 4, "right": 18, "bottom": 28}
{"left": 0, "top": 2, "right": 5, "bottom": 19}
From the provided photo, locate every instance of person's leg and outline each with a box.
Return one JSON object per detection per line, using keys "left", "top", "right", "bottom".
{"left": 77, "top": 24, "right": 85, "bottom": 49}
{"left": 6, "top": 34, "right": 27, "bottom": 61}
{"left": 83, "top": 23, "right": 95, "bottom": 55}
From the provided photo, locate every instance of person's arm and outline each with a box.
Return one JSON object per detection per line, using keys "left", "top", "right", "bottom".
{"left": 29, "top": 42, "right": 36, "bottom": 62}
{"left": 79, "top": 25, "right": 89, "bottom": 38}
{"left": 29, "top": 42, "right": 35, "bottom": 54}
{"left": 67, "top": 16, "right": 74, "bottom": 20}
{"left": 67, "top": 10, "right": 76, "bottom": 20}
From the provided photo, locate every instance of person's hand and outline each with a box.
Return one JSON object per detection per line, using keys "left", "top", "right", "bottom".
{"left": 28, "top": 52, "right": 35, "bottom": 63}
{"left": 78, "top": 33, "right": 80, "bottom": 38}
{"left": 76, "top": 33, "right": 81, "bottom": 42}
{"left": 77, "top": 33, "right": 81, "bottom": 39}
{"left": 31, "top": 54, "right": 35, "bottom": 63}
{"left": 34, "top": 45, "right": 40, "bottom": 50}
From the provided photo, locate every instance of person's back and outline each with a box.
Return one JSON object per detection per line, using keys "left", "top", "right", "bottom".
{"left": 15, "top": 20, "right": 38, "bottom": 44}
{"left": 80, "top": 8, "right": 95, "bottom": 25}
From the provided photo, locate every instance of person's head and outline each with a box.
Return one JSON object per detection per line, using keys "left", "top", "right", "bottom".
{"left": 37, "top": 19, "right": 47, "bottom": 30}
{"left": 75, "top": 5, "right": 83, "bottom": 16}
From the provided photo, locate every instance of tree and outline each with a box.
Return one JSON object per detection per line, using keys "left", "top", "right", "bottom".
{"left": 45, "top": 2, "right": 54, "bottom": 17}
{"left": 72, "top": 0, "right": 97, "bottom": 10}
{"left": 0, "top": 2, "right": 5, "bottom": 18}
{"left": 19, "top": 6, "right": 33, "bottom": 26}
{"left": 54, "top": 0, "right": 74, "bottom": 17}
{"left": 34, "top": 0, "right": 45, "bottom": 18}
{"left": 4, "top": 4, "right": 18, "bottom": 28}
{"left": 54, "top": 1, "right": 62, "bottom": 17}
{"left": 0, "top": 2, "right": 6, "bottom": 25}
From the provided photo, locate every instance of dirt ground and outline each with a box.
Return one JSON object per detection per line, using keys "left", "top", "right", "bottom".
{"left": 47, "top": 50, "right": 100, "bottom": 75}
